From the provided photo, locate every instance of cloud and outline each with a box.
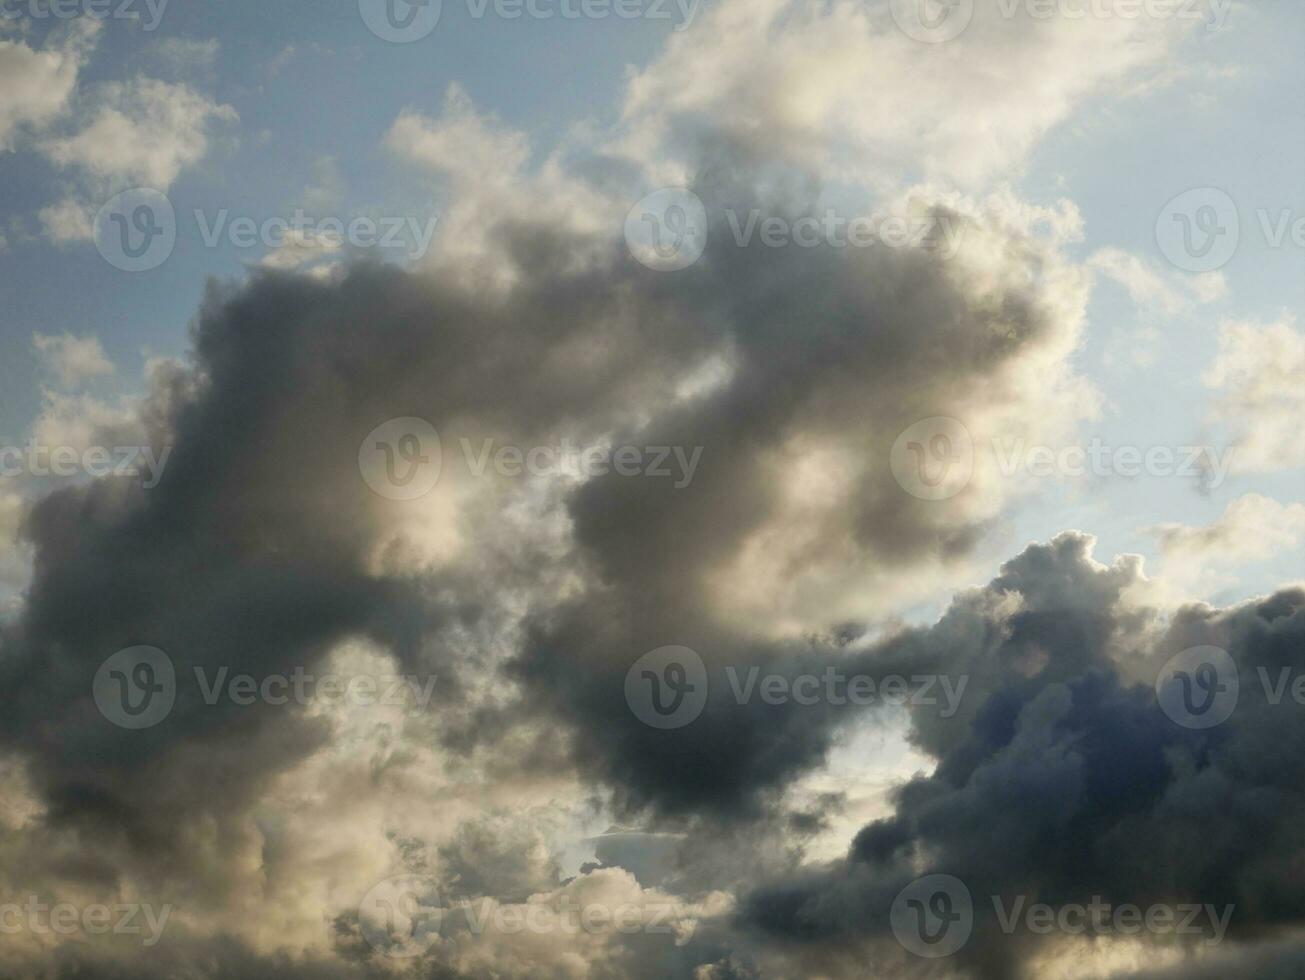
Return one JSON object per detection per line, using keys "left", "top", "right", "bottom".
{"left": 1089, "top": 247, "right": 1226, "bottom": 316}
{"left": 740, "top": 532, "right": 1305, "bottom": 978}
{"left": 38, "top": 76, "right": 236, "bottom": 241}
{"left": 0, "top": 19, "right": 98, "bottom": 151}
{"left": 32, "top": 333, "right": 116, "bottom": 388}
{"left": 0, "top": 1, "right": 1295, "bottom": 978}
{"left": 1147, "top": 493, "right": 1305, "bottom": 567}
{"left": 614, "top": 0, "right": 1205, "bottom": 188}
{"left": 1203, "top": 315, "right": 1305, "bottom": 474}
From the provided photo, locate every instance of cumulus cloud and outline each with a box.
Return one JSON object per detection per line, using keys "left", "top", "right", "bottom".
{"left": 38, "top": 76, "right": 236, "bottom": 241}
{"left": 1147, "top": 493, "right": 1305, "bottom": 567}
{"left": 0, "top": 1, "right": 1292, "bottom": 978}
{"left": 32, "top": 333, "right": 115, "bottom": 388}
{"left": 614, "top": 0, "right": 1205, "bottom": 188}
{"left": 741, "top": 533, "right": 1305, "bottom": 978}
{"left": 1089, "top": 247, "right": 1226, "bottom": 316}
{"left": 1203, "top": 316, "right": 1305, "bottom": 474}
{"left": 0, "top": 19, "right": 98, "bottom": 151}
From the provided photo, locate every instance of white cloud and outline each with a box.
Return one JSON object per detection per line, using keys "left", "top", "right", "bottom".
{"left": 40, "top": 76, "right": 236, "bottom": 188}
{"left": 38, "top": 76, "right": 237, "bottom": 241}
{"left": 1147, "top": 493, "right": 1305, "bottom": 566}
{"left": 148, "top": 37, "right": 220, "bottom": 73}
{"left": 614, "top": 0, "right": 1205, "bottom": 189}
{"left": 1089, "top": 246, "right": 1226, "bottom": 315}
{"left": 257, "top": 228, "right": 343, "bottom": 271}
{"left": 32, "top": 332, "right": 115, "bottom": 388}
{"left": 1203, "top": 315, "right": 1305, "bottom": 473}
{"left": 0, "top": 19, "right": 98, "bottom": 151}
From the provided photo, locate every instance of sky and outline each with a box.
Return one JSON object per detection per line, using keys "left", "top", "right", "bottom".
{"left": 0, "top": 0, "right": 1304, "bottom": 978}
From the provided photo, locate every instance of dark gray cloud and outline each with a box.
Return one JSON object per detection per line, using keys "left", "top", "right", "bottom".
{"left": 740, "top": 533, "right": 1305, "bottom": 978}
